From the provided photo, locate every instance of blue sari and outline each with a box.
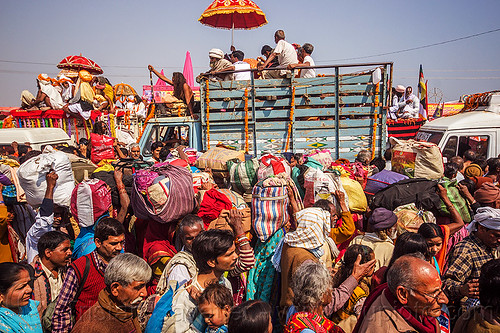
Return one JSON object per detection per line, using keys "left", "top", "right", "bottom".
{"left": 0, "top": 300, "right": 42, "bottom": 333}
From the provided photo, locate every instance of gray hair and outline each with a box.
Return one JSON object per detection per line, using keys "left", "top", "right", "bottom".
{"left": 291, "top": 261, "right": 332, "bottom": 312}
{"left": 355, "top": 150, "right": 371, "bottom": 165}
{"left": 387, "top": 253, "right": 426, "bottom": 293}
{"left": 178, "top": 214, "right": 204, "bottom": 238}
{"left": 104, "top": 253, "right": 152, "bottom": 287}
{"left": 128, "top": 143, "right": 140, "bottom": 150}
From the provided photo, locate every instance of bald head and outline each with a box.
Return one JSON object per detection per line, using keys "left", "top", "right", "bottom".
{"left": 450, "top": 156, "right": 464, "bottom": 172}
{"left": 387, "top": 254, "right": 437, "bottom": 293}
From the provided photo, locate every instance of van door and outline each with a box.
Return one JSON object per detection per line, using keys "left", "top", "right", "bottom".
{"left": 440, "top": 132, "right": 496, "bottom": 160}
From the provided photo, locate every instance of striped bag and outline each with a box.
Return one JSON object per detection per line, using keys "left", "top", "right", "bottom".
{"left": 227, "top": 158, "right": 259, "bottom": 195}
{"left": 252, "top": 178, "right": 289, "bottom": 242}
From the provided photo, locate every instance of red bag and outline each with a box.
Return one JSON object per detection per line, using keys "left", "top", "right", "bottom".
{"left": 71, "top": 179, "right": 112, "bottom": 227}
{"left": 257, "top": 154, "right": 291, "bottom": 180}
{"left": 90, "top": 133, "right": 115, "bottom": 164}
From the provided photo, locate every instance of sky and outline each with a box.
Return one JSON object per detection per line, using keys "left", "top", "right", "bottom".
{"left": 1, "top": 0, "right": 499, "bottom": 106}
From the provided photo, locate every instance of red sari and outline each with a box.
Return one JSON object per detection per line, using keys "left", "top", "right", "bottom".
{"left": 285, "top": 312, "right": 345, "bottom": 333}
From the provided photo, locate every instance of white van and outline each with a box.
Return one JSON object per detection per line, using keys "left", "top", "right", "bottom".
{"left": 416, "top": 93, "right": 500, "bottom": 161}
{"left": 0, "top": 128, "right": 72, "bottom": 151}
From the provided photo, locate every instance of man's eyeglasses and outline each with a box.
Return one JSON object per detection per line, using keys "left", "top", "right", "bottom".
{"left": 409, "top": 288, "right": 445, "bottom": 302}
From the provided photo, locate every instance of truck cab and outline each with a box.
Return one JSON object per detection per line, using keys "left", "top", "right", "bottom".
{"left": 416, "top": 92, "right": 500, "bottom": 161}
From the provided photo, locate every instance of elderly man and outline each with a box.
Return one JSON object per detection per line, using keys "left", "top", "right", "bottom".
{"left": 258, "top": 30, "right": 298, "bottom": 79}
{"left": 71, "top": 253, "right": 151, "bottom": 333}
{"left": 197, "top": 48, "right": 233, "bottom": 82}
{"left": 355, "top": 254, "right": 448, "bottom": 333}
{"left": 443, "top": 207, "right": 500, "bottom": 313}
{"left": 388, "top": 85, "right": 405, "bottom": 120}
{"left": 396, "top": 86, "right": 420, "bottom": 119}
{"left": 156, "top": 214, "right": 204, "bottom": 293}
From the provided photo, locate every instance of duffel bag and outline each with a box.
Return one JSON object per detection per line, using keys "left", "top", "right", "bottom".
{"left": 70, "top": 179, "right": 112, "bottom": 228}
{"left": 195, "top": 147, "right": 244, "bottom": 178}
{"left": 132, "top": 164, "right": 195, "bottom": 223}
{"left": 90, "top": 132, "right": 115, "bottom": 165}
{"left": 252, "top": 177, "right": 289, "bottom": 242}
{"left": 257, "top": 154, "right": 291, "bottom": 180}
{"left": 364, "top": 169, "right": 409, "bottom": 196}
{"left": 390, "top": 137, "right": 444, "bottom": 180}
{"left": 339, "top": 176, "right": 367, "bottom": 212}
{"left": 305, "top": 149, "right": 333, "bottom": 170}
{"left": 17, "top": 146, "right": 75, "bottom": 208}
{"left": 227, "top": 158, "right": 259, "bottom": 195}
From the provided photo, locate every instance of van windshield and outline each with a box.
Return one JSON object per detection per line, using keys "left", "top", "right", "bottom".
{"left": 415, "top": 131, "right": 444, "bottom": 145}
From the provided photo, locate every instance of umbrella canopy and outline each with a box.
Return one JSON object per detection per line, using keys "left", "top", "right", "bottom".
{"left": 198, "top": 0, "right": 267, "bottom": 30}
{"left": 114, "top": 83, "right": 137, "bottom": 97}
{"left": 57, "top": 55, "right": 103, "bottom": 75}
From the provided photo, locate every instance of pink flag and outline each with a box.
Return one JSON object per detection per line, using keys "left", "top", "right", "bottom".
{"left": 155, "top": 70, "right": 167, "bottom": 87}
{"left": 183, "top": 51, "right": 194, "bottom": 88}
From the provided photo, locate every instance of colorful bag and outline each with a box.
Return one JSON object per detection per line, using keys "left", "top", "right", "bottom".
{"left": 132, "top": 164, "right": 196, "bottom": 224}
{"left": 339, "top": 176, "right": 367, "bottom": 212}
{"left": 227, "top": 158, "right": 259, "bottom": 194}
{"left": 252, "top": 177, "right": 289, "bottom": 242}
{"left": 70, "top": 179, "right": 112, "bottom": 227}
{"left": 195, "top": 147, "right": 245, "bottom": 178}
{"left": 364, "top": 170, "right": 409, "bottom": 196}
{"left": 90, "top": 132, "right": 115, "bottom": 164}
{"left": 390, "top": 137, "right": 444, "bottom": 180}
{"left": 303, "top": 168, "right": 337, "bottom": 208}
{"left": 135, "top": 169, "right": 159, "bottom": 194}
{"left": 438, "top": 178, "right": 472, "bottom": 223}
{"left": 306, "top": 149, "right": 333, "bottom": 169}
{"left": 257, "top": 154, "right": 291, "bottom": 180}
{"left": 394, "top": 203, "right": 436, "bottom": 236}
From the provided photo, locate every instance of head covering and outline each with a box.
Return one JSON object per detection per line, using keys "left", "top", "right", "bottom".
{"left": 464, "top": 163, "right": 483, "bottom": 178}
{"left": 79, "top": 70, "right": 93, "bottom": 82}
{"left": 474, "top": 182, "right": 500, "bottom": 206}
{"left": 395, "top": 85, "right": 405, "bottom": 93}
{"left": 467, "top": 206, "right": 500, "bottom": 232}
{"left": 284, "top": 207, "right": 330, "bottom": 250}
{"left": 209, "top": 48, "right": 224, "bottom": 59}
{"left": 37, "top": 73, "right": 51, "bottom": 85}
{"left": 58, "top": 74, "right": 73, "bottom": 84}
{"left": 369, "top": 207, "right": 397, "bottom": 231}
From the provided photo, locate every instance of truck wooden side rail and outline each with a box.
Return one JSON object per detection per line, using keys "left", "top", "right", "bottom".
{"left": 200, "top": 62, "right": 392, "bottom": 160}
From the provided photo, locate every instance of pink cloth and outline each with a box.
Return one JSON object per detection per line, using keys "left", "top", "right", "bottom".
{"left": 183, "top": 51, "right": 194, "bottom": 88}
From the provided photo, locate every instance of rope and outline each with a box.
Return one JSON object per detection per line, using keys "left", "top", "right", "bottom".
{"left": 285, "top": 86, "right": 296, "bottom": 152}
{"left": 206, "top": 80, "right": 211, "bottom": 150}
{"left": 244, "top": 88, "right": 249, "bottom": 154}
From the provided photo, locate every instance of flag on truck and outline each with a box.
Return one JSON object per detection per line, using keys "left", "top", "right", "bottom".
{"left": 418, "top": 64, "right": 428, "bottom": 119}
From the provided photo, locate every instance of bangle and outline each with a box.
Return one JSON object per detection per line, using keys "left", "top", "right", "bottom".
{"left": 116, "top": 184, "right": 125, "bottom": 192}
{"left": 236, "top": 232, "right": 247, "bottom": 239}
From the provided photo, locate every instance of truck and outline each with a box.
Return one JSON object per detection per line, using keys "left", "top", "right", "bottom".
{"left": 416, "top": 91, "right": 500, "bottom": 161}
{"left": 138, "top": 62, "right": 393, "bottom": 160}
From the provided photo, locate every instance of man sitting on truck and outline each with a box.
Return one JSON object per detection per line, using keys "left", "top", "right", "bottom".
{"left": 196, "top": 49, "right": 233, "bottom": 82}
{"left": 258, "top": 30, "right": 298, "bottom": 79}
{"left": 397, "top": 86, "right": 420, "bottom": 119}
{"left": 288, "top": 43, "right": 316, "bottom": 78}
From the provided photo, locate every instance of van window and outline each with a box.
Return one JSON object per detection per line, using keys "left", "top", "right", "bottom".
{"left": 142, "top": 125, "right": 190, "bottom": 156}
{"left": 442, "top": 136, "right": 458, "bottom": 159}
{"left": 415, "top": 131, "right": 444, "bottom": 145}
{"left": 458, "top": 135, "right": 489, "bottom": 159}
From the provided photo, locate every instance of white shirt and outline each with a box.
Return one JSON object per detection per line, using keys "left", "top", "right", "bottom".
{"left": 300, "top": 55, "right": 316, "bottom": 78}
{"left": 26, "top": 213, "right": 54, "bottom": 264}
{"left": 274, "top": 39, "right": 298, "bottom": 75}
{"left": 233, "top": 61, "right": 251, "bottom": 81}
{"left": 40, "top": 261, "right": 64, "bottom": 301}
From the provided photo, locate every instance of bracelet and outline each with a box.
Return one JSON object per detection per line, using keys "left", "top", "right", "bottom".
{"left": 235, "top": 236, "right": 249, "bottom": 247}
{"left": 236, "top": 232, "right": 247, "bottom": 239}
{"left": 116, "top": 184, "right": 125, "bottom": 192}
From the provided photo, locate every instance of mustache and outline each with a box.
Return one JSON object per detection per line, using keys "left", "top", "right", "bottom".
{"left": 130, "top": 296, "right": 144, "bottom": 307}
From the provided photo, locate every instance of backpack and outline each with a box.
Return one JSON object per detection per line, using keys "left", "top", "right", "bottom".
{"left": 42, "top": 256, "right": 90, "bottom": 333}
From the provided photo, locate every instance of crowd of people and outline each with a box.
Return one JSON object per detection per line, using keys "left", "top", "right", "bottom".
{"left": 0, "top": 125, "right": 499, "bottom": 333}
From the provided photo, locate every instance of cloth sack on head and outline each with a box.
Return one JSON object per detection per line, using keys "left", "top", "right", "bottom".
{"left": 474, "top": 182, "right": 500, "bottom": 207}
{"left": 257, "top": 154, "right": 291, "bottom": 180}
{"left": 71, "top": 179, "right": 111, "bottom": 227}
{"left": 393, "top": 203, "right": 435, "bottom": 236}
{"left": 227, "top": 158, "right": 259, "bottom": 195}
{"left": 284, "top": 207, "right": 331, "bottom": 250}
{"left": 305, "top": 149, "right": 333, "bottom": 170}
{"left": 17, "top": 146, "right": 75, "bottom": 208}
{"left": 467, "top": 206, "right": 500, "bottom": 232}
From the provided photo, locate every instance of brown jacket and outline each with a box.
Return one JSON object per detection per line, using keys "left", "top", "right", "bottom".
{"left": 357, "top": 292, "right": 439, "bottom": 333}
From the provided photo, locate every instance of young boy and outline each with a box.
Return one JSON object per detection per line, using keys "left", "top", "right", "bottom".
{"left": 198, "top": 283, "right": 233, "bottom": 333}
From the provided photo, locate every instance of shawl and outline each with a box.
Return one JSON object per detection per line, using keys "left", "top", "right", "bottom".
{"left": 98, "top": 289, "right": 142, "bottom": 333}
{"left": 285, "top": 312, "right": 344, "bottom": 333}
{"left": 197, "top": 188, "right": 232, "bottom": 227}
{"left": 0, "top": 300, "right": 42, "bottom": 333}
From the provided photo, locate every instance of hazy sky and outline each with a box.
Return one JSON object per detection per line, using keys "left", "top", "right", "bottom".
{"left": 1, "top": 0, "right": 499, "bottom": 106}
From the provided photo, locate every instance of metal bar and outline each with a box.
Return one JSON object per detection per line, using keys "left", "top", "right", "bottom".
{"left": 250, "top": 75, "right": 257, "bottom": 157}
{"left": 290, "top": 72, "right": 296, "bottom": 153}
{"left": 335, "top": 66, "right": 340, "bottom": 159}
{"left": 381, "top": 64, "right": 390, "bottom": 151}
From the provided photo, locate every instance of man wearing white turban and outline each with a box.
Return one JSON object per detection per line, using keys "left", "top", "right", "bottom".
{"left": 21, "top": 74, "right": 65, "bottom": 110}
{"left": 443, "top": 206, "right": 500, "bottom": 313}
{"left": 196, "top": 48, "right": 233, "bottom": 82}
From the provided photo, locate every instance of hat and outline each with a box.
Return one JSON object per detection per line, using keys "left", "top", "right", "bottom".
{"left": 464, "top": 163, "right": 483, "bottom": 178}
{"left": 395, "top": 85, "right": 405, "bottom": 93}
{"left": 369, "top": 207, "right": 398, "bottom": 231}
{"left": 209, "top": 48, "right": 224, "bottom": 59}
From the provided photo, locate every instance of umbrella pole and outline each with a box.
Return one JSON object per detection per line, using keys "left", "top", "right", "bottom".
{"left": 231, "top": 17, "right": 234, "bottom": 48}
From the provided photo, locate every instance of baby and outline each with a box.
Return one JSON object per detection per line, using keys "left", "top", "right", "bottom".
{"left": 198, "top": 283, "right": 233, "bottom": 333}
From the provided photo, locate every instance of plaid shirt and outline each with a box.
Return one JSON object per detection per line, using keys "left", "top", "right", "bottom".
{"left": 51, "top": 250, "right": 107, "bottom": 333}
{"left": 443, "top": 233, "right": 499, "bottom": 302}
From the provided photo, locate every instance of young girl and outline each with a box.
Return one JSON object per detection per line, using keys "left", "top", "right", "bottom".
{"left": 228, "top": 300, "right": 272, "bottom": 333}
{"left": 198, "top": 283, "right": 233, "bottom": 333}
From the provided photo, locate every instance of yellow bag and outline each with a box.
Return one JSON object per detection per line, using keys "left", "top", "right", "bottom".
{"left": 340, "top": 176, "right": 367, "bottom": 212}
{"left": 195, "top": 147, "right": 244, "bottom": 178}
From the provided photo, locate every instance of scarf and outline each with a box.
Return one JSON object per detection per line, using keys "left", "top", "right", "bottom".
{"left": 98, "top": 289, "right": 142, "bottom": 333}
{"left": 197, "top": 188, "right": 232, "bottom": 228}
{"left": 0, "top": 300, "right": 42, "bottom": 333}
{"left": 285, "top": 312, "right": 343, "bottom": 333}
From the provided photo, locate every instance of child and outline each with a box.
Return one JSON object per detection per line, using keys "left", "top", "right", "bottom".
{"left": 228, "top": 300, "right": 272, "bottom": 333}
{"left": 198, "top": 283, "right": 233, "bottom": 333}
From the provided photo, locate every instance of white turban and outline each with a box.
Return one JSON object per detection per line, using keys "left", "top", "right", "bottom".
{"left": 209, "top": 48, "right": 224, "bottom": 59}
{"left": 395, "top": 85, "right": 405, "bottom": 93}
{"left": 467, "top": 207, "right": 500, "bottom": 233}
